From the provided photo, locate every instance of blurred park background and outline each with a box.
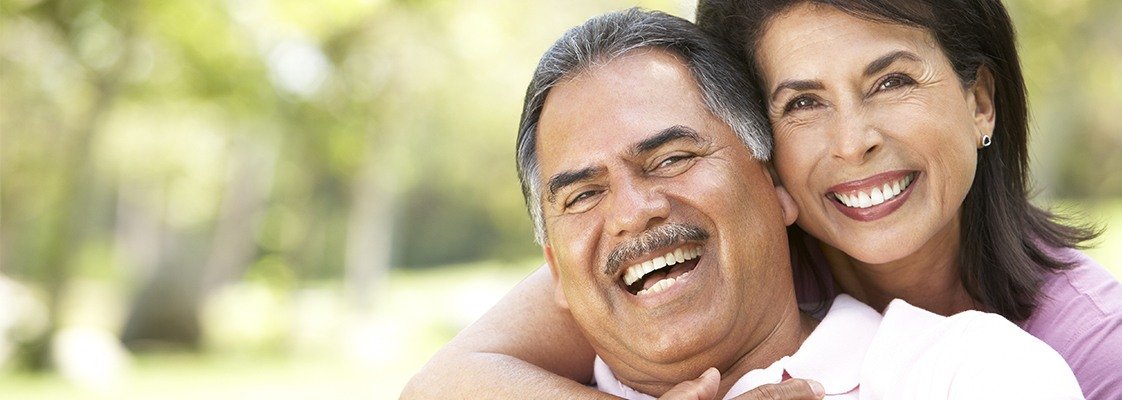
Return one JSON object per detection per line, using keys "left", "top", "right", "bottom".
{"left": 1, "top": 0, "right": 1120, "bottom": 398}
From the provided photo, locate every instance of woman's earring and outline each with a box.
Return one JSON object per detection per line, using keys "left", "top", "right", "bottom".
{"left": 981, "top": 135, "right": 992, "bottom": 148}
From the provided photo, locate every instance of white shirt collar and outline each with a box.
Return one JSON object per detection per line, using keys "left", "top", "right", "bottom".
{"left": 781, "top": 294, "right": 880, "bottom": 395}
{"left": 594, "top": 295, "right": 881, "bottom": 399}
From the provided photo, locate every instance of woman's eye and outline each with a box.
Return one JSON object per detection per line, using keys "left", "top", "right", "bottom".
{"left": 784, "top": 96, "right": 819, "bottom": 113}
{"left": 877, "top": 74, "right": 916, "bottom": 91}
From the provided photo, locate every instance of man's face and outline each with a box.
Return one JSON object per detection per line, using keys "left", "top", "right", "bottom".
{"left": 535, "top": 49, "right": 799, "bottom": 384}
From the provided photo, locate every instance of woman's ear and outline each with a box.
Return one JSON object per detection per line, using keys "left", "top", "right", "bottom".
{"left": 970, "top": 65, "right": 997, "bottom": 148}
{"left": 543, "top": 246, "right": 569, "bottom": 310}
{"left": 775, "top": 185, "right": 799, "bottom": 226}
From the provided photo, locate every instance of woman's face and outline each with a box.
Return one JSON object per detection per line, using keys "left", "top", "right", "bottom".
{"left": 755, "top": 3, "right": 995, "bottom": 264}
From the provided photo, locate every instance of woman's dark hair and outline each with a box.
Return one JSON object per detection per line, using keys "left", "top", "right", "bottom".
{"left": 697, "top": 0, "right": 1100, "bottom": 321}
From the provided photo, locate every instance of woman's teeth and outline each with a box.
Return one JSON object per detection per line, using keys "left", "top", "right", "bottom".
{"left": 622, "top": 246, "right": 701, "bottom": 290}
{"left": 833, "top": 173, "right": 913, "bottom": 209}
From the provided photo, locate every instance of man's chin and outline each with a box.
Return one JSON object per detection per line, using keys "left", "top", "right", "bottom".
{"left": 604, "top": 346, "right": 721, "bottom": 396}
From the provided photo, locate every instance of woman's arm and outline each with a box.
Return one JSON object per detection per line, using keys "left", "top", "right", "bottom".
{"left": 401, "top": 265, "right": 826, "bottom": 399}
{"left": 401, "top": 264, "right": 609, "bottom": 399}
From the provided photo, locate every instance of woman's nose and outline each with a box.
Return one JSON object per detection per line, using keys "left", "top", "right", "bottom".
{"left": 830, "top": 110, "right": 883, "bottom": 164}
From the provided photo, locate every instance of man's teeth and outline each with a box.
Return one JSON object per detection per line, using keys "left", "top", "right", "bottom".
{"left": 834, "top": 174, "right": 913, "bottom": 209}
{"left": 622, "top": 246, "right": 701, "bottom": 287}
{"left": 637, "top": 271, "right": 691, "bottom": 296}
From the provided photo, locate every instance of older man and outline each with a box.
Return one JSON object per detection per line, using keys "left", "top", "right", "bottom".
{"left": 405, "top": 8, "right": 1083, "bottom": 400}
{"left": 519, "top": 7, "right": 812, "bottom": 398}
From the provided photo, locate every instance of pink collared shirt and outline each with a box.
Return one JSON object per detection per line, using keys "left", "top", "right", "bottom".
{"left": 793, "top": 241, "right": 1122, "bottom": 399}
{"left": 593, "top": 295, "right": 1083, "bottom": 399}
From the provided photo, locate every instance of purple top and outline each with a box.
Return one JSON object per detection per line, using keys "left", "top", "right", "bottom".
{"left": 1019, "top": 247, "right": 1122, "bottom": 399}
{"left": 793, "top": 240, "right": 1122, "bottom": 399}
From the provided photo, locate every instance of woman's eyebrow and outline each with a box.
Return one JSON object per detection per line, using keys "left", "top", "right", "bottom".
{"left": 770, "top": 80, "right": 824, "bottom": 102}
{"left": 768, "top": 50, "right": 924, "bottom": 102}
{"left": 864, "top": 50, "right": 922, "bottom": 77}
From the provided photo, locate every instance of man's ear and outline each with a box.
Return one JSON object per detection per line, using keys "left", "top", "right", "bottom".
{"left": 543, "top": 246, "right": 569, "bottom": 310}
{"left": 765, "top": 162, "right": 781, "bottom": 187}
{"left": 969, "top": 65, "right": 997, "bottom": 148}
{"left": 775, "top": 185, "right": 799, "bottom": 226}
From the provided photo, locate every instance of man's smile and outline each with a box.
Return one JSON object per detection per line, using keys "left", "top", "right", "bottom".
{"left": 621, "top": 244, "right": 703, "bottom": 296}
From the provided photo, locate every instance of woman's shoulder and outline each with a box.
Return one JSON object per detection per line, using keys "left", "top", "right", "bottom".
{"left": 1023, "top": 247, "right": 1122, "bottom": 399}
{"left": 1032, "top": 247, "right": 1122, "bottom": 324}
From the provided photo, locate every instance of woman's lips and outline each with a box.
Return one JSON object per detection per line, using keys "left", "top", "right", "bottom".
{"left": 826, "top": 171, "right": 919, "bottom": 222}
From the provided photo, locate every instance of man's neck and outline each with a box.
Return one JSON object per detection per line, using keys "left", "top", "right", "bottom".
{"left": 714, "top": 306, "right": 818, "bottom": 398}
{"left": 609, "top": 296, "right": 817, "bottom": 398}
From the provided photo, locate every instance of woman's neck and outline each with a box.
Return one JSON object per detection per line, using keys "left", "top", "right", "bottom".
{"left": 822, "top": 219, "right": 978, "bottom": 316}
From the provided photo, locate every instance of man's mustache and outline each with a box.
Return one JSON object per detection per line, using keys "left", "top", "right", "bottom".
{"left": 604, "top": 223, "right": 709, "bottom": 276}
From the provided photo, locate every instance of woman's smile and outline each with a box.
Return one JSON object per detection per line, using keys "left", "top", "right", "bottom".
{"left": 758, "top": 3, "right": 984, "bottom": 265}
{"left": 826, "top": 170, "right": 919, "bottom": 222}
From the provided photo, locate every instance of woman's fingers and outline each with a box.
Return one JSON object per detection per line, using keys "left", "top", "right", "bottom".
{"left": 728, "top": 379, "right": 825, "bottom": 400}
{"left": 659, "top": 367, "right": 720, "bottom": 400}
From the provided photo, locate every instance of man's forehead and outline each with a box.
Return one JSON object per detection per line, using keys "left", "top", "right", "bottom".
{"left": 535, "top": 50, "right": 714, "bottom": 163}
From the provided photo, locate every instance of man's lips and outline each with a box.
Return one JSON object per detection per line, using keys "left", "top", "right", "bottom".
{"left": 620, "top": 244, "right": 702, "bottom": 296}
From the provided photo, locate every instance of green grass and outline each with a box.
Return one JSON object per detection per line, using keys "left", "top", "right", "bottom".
{"left": 0, "top": 259, "right": 539, "bottom": 400}
{"left": 2, "top": 352, "right": 381, "bottom": 399}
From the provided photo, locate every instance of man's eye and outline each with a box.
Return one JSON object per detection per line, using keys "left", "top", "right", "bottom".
{"left": 657, "top": 155, "right": 690, "bottom": 169}
{"left": 565, "top": 190, "right": 601, "bottom": 209}
{"left": 784, "top": 96, "right": 819, "bottom": 112}
{"left": 876, "top": 73, "right": 916, "bottom": 92}
{"left": 650, "top": 153, "right": 696, "bottom": 177}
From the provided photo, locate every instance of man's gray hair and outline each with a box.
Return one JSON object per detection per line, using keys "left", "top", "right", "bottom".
{"left": 516, "top": 8, "right": 772, "bottom": 244}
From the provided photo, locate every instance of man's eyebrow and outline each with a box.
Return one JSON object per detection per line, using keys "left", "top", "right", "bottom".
{"left": 630, "top": 125, "right": 703, "bottom": 156}
{"left": 770, "top": 80, "right": 825, "bottom": 102}
{"left": 547, "top": 166, "right": 605, "bottom": 203}
{"left": 864, "top": 50, "right": 922, "bottom": 77}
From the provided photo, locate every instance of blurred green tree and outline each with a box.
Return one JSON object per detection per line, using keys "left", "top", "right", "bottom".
{"left": 0, "top": 0, "right": 1117, "bottom": 375}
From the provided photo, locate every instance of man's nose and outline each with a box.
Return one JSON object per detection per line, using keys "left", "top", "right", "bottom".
{"left": 605, "top": 175, "right": 670, "bottom": 238}
{"left": 829, "top": 108, "right": 883, "bottom": 164}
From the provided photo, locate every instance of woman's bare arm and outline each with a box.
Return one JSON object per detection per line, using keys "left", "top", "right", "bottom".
{"left": 400, "top": 265, "right": 825, "bottom": 399}
{"left": 401, "top": 264, "right": 610, "bottom": 399}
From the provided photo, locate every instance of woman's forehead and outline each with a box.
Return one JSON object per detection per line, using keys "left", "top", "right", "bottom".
{"left": 754, "top": 3, "right": 942, "bottom": 81}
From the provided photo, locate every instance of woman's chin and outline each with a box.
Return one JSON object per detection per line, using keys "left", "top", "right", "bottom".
{"left": 830, "top": 236, "right": 920, "bottom": 266}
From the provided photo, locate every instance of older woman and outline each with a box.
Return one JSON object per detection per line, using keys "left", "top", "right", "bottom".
{"left": 404, "top": 0, "right": 1122, "bottom": 398}
{"left": 697, "top": 0, "right": 1122, "bottom": 397}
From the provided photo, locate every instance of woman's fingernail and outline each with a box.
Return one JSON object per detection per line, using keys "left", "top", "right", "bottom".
{"left": 702, "top": 367, "right": 718, "bottom": 379}
{"left": 809, "top": 380, "right": 825, "bottom": 397}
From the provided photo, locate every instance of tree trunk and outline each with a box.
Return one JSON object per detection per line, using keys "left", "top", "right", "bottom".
{"left": 344, "top": 157, "right": 395, "bottom": 311}
{"left": 120, "top": 139, "right": 275, "bottom": 350}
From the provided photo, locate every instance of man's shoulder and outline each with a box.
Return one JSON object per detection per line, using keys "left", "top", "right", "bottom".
{"left": 866, "top": 299, "right": 1044, "bottom": 368}
{"left": 861, "top": 300, "right": 1083, "bottom": 399}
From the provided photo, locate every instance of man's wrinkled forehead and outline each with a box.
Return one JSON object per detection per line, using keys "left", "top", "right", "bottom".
{"left": 537, "top": 52, "right": 711, "bottom": 152}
